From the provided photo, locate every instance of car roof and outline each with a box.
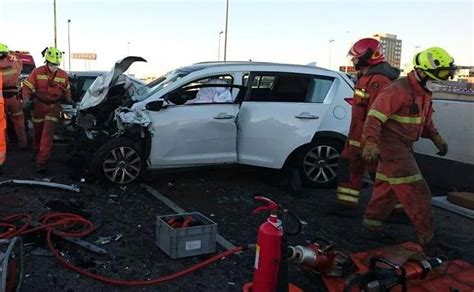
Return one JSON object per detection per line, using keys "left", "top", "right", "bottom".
{"left": 68, "top": 71, "right": 107, "bottom": 77}
{"left": 179, "top": 61, "right": 338, "bottom": 75}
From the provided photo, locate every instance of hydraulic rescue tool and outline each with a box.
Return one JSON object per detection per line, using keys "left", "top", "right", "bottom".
{"left": 287, "top": 237, "right": 348, "bottom": 278}
{"left": 344, "top": 255, "right": 443, "bottom": 292}
{"left": 0, "top": 237, "right": 23, "bottom": 292}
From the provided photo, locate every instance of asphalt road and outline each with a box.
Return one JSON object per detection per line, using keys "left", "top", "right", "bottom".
{"left": 1, "top": 145, "right": 473, "bottom": 291}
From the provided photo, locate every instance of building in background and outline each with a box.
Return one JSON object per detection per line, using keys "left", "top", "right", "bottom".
{"left": 373, "top": 33, "right": 402, "bottom": 69}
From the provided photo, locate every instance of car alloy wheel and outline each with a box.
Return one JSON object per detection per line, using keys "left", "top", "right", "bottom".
{"left": 103, "top": 146, "right": 142, "bottom": 184}
{"left": 302, "top": 144, "right": 339, "bottom": 184}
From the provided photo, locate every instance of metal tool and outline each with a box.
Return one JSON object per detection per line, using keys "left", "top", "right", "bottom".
{"left": 0, "top": 179, "right": 80, "bottom": 193}
{"left": 0, "top": 237, "right": 23, "bottom": 292}
{"left": 344, "top": 256, "right": 444, "bottom": 292}
{"left": 29, "top": 221, "right": 106, "bottom": 255}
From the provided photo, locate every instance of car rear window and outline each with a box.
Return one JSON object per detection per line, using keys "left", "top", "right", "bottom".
{"left": 247, "top": 73, "right": 334, "bottom": 103}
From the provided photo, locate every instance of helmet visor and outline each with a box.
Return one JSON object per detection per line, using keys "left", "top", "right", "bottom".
{"left": 437, "top": 65, "right": 457, "bottom": 80}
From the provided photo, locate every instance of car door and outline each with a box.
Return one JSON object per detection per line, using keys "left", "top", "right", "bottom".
{"left": 237, "top": 72, "right": 336, "bottom": 169}
{"left": 148, "top": 74, "right": 244, "bottom": 168}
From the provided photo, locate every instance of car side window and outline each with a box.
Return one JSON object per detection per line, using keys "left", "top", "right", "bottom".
{"left": 247, "top": 73, "right": 334, "bottom": 103}
{"left": 306, "top": 76, "right": 334, "bottom": 103}
{"left": 168, "top": 75, "right": 235, "bottom": 105}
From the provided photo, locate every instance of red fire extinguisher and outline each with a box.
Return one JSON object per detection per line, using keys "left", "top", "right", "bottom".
{"left": 250, "top": 196, "right": 283, "bottom": 291}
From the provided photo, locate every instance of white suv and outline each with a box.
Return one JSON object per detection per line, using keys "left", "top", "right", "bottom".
{"left": 76, "top": 59, "right": 354, "bottom": 187}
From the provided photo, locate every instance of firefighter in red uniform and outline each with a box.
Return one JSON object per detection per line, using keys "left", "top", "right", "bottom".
{"left": 22, "top": 47, "right": 73, "bottom": 172}
{"left": 336, "top": 38, "right": 400, "bottom": 207}
{"left": 361, "top": 47, "right": 455, "bottom": 254}
{"left": 0, "top": 43, "right": 27, "bottom": 150}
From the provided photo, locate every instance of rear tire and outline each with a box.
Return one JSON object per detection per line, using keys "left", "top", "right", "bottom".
{"left": 90, "top": 137, "right": 144, "bottom": 184}
{"left": 298, "top": 139, "right": 343, "bottom": 188}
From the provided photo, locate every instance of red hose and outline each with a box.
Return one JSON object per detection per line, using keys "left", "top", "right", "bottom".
{"left": 1, "top": 212, "right": 244, "bottom": 287}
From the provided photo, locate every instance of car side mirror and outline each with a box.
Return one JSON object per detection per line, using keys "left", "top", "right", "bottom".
{"left": 145, "top": 100, "right": 164, "bottom": 111}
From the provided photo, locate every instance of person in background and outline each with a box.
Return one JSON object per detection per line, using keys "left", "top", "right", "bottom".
{"left": 22, "top": 47, "right": 73, "bottom": 172}
{"left": 0, "top": 43, "right": 27, "bottom": 150}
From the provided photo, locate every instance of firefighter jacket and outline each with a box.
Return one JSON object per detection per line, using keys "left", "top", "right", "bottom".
{"left": 22, "top": 65, "right": 70, "bottom": 105}
{"left": 363, "top": 71, "right": 439, "bottom": 160}
{"left": 346, "top": 62, "right": 400, "bottom": 149}
{"left": 0, "top": 55, "right": 22, "bottom": 98}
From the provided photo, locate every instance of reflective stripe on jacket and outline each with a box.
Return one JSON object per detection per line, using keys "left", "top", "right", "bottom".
{"left": 363, "top": 71, "right": 439, "bottom": 160}
{"left": 21, "top": 65, "right": 71, "bottom": 104}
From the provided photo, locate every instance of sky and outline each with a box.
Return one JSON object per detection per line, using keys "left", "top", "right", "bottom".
{"left": 1, "top": 0, "right": 473, "bottom": 78}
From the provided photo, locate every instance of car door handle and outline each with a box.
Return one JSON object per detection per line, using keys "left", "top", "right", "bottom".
{"left": 213, "top": 113, "right": 235, "bottom": 120}
{"left": 295, "top": 112, "right": 319, "bottom": 119}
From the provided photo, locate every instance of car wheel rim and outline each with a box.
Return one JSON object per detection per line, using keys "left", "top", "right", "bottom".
{"left": 303, "top": 145, "right": 339, "bottom": 184}
{"left": 103, "top": 146, "right": 142, "bottom": 184}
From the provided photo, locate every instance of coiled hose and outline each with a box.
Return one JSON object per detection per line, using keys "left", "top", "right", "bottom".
{"left": 0, "top": 212, "right": 244, "bottom": 286}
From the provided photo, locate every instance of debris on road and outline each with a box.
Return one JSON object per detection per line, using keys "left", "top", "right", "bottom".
{"left": 432, "top": 196, "right": 474, "bottom": 219}
{"left": 0, "top": 179, "right": 81, "bottom": 192}
{"left": 448, "top": 192, "right": 474, "bottom": 210}
{"left": 30, "top": 247, "right": 53, "bottom": 257}
{"left": 95, "top": 236, "right": 113, "bottom": 245}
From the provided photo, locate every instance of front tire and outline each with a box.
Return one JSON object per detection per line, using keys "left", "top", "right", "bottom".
{"left": 298, "top": 139, "right": 343, "bottom": 188}
{"left": 91, "top": 137, "right": 144, "bottom": 184}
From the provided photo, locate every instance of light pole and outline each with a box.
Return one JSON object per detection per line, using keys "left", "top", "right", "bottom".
{"left": 53, "top": 0, "right": 57, "bottom": 47}
{"left": 223, "top": 0, "right": 229, "bottom": 61}
{"left": 67, "top": 19, "right": 71, "bottom": 71}
{"left": 218, "top": 31, "right": 223, "bottom": 61}
{"left": 328, "top": 39, "right": 334, "bottom": 69}
{"left": 127, "top": 41, "right": 130, "bottom": 56}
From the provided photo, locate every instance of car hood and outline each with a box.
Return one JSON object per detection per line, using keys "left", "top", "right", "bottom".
{"left": 78, "top": 56, "right": 148, "bottom": 110}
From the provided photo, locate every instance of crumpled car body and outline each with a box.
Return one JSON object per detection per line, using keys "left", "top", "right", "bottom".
{"left": 75, "top": 56, "right": 150, "bottom": 133}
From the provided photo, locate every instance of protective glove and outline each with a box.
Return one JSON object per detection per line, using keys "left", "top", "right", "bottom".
{"left": 432, "top": 134, "right": 448, "bottom": 156}
{"left": 362, "top": 141, "right": 381, "bottom": 164}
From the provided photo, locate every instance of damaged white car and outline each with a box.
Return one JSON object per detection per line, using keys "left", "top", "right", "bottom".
{"left": 73, "top": 57, "right": 353, "bottom": 186}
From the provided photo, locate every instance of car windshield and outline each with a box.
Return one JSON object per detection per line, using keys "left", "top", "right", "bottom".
{"left": 139, "top": 66, "right": 202, "bottom": 100}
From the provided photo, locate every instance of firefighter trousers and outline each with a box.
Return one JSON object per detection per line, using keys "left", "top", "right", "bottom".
{"left": 363, "top": 157, "right": 435, "bottom": 243}
{"left": 4, "top": 97, "right": 27, "bottom": 148}
{"left": 32, "top": 103, "right": 60, "bottom": 166}
{"left": 336, "top": 143, "right": 379, "bottom": 207}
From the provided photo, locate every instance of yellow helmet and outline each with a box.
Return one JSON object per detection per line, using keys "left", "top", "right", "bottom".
{"left": 43, "top": 47, "right": 63, "bottom": 65}
{"left": 0, "top": 43, "right": 9, "bottom": 55}
{"left": 413, "top": 47, "right": 456, "bottom": 81}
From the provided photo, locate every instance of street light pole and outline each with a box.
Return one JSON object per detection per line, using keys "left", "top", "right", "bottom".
{"left": 53, "top": 0, "right": 57, "bottom": 47}
{"left": 218, "top": 31, "right": 223, "bottom": 61}
{"left": 328, "top": 39, "right": 334, "bottom": 69}
{"left": 68, "top": 19, "right": 71, "bottom": 71}
{"left": 223, "top": 0, "right": 229, "bottom": 62}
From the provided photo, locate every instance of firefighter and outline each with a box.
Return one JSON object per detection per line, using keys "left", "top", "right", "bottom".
{"left": 361, "top": 47, "right": 455, "bottom": 254}
{"left": 22, "top": 47, "right": 73, "bottom": 172}
{"left": 336, "top": 38, "right": 400, "bottom": 208}
{"left": 0, "top": 43, "right": 27, "bottom": 150}
{"left": 0, "top": 64, "right": 5, "bottom": 174}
